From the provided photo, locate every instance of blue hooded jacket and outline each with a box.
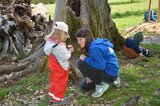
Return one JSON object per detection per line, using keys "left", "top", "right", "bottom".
{"left": 84, "top": 38, "right": 119, "bottom": 76}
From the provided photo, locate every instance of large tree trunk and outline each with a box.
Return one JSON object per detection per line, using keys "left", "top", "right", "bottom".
{"left": 54, "top": 0, "right": 124, "bottom": 50}
{"left": 52, "top": 0, "right": 124, "bottom": 80}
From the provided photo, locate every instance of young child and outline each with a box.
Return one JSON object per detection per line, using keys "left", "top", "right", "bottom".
{"left": 44, "top": 22, "right": 74, "bottom": 105}
{"left": 123, "top": 32, "right": 152, "bottom": 59}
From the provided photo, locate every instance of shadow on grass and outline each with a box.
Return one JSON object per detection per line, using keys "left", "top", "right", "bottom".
{"left": 112, "top": 10, "right": 144, "bottom": 19}
{"left": 109, "top": 1, "right": 142, "bottom": 6}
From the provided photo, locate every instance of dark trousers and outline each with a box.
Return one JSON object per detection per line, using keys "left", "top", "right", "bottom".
{"left": 77, "top": 60, "right": 117, "bottom": 90}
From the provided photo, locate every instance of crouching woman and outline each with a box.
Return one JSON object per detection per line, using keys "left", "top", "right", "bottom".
{"left": 75, "top": 28, "right": 120, "bottom": 98}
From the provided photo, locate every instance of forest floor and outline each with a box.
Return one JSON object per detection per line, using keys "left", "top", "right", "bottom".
{"left": 0, "top": 22, "right": 160, "bottom": 106}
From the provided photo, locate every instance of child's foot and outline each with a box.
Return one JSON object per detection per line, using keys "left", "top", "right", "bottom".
{"left": 51, "top": 97, "right": 69, "bottom": 105}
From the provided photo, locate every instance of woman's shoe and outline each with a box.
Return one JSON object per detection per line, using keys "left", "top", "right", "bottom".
{"left": 113, "top": 77, "right": 121, "bottom": 87}
{"left": 91, "top": 82, "right": 109, "bottom": 97}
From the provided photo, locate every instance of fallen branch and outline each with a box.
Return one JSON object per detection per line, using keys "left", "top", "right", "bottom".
{"left": 0, "top": 60, "right": 31, "bottom": 75}
{"left": 0, "top": 58, "right": 40, "bottom": 83}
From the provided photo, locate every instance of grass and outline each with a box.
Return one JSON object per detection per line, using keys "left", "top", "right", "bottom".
{"left": 0, "top": 41, "right": 159, "bottom": 105}
{"left": 44, "top": 4, "right": 55, "bottom": 19}
{"left": 0, "top": 0, "right": 160, "bottom": 106}
{"left": 109, "top": 0, "right": 158, "bottom": 30}
{"left": 0, "top": 73, "right": 47, "bottom": 101}
{"left": 106, "top": 55, "right": 160, "bottom": 106}
{"left": 142, "top": 44, "right": 160, "bottom": 52}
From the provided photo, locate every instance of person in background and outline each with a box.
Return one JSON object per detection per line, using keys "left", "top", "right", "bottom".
{"left": 123, "top": 32, "right": 152, "bottom": 59}
{"left": 44, "top": 22, "right": 74, "bottom": 105}
{"left": 75, "top": 28, "right": 120, "bottom": 98}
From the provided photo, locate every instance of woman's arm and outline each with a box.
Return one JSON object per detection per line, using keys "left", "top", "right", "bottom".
{"left": 83, "top": 47, "right": 106, "bottom": 70}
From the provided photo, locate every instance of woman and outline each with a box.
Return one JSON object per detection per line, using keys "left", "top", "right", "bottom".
{"left": 75, "top": 28, "right": 120, "bottom": 98}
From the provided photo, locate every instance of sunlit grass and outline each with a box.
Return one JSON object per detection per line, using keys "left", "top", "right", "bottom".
{"left": 109, "top": 0, "right": 158, "bottom": 29}
{"left": 142, "top": 44, "right": 160, "bottom": 51}
{"left": 44, "top": 4, "right": 55, "bottom": 19}
{"left": 0, "top": 1, "right": 160, "bottom": 105}
{"left": 103, "top": 56, "right": 160, "bottom": 106}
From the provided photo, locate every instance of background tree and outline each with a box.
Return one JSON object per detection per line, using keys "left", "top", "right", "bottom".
{"left": 54, "top": 0, "right": 124, "bottom": 50}
{"left": 0, "top": 0, "right": 124, "bottom": 82}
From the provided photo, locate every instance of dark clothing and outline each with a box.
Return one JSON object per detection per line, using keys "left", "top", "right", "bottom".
{"left": 80, "top": 77, "right": 95, "bottom": 91}
{"left": 77, "top": 60, "right": 117, "bottom": 85}
{"left": 122, "top": 45, "right": 140, "bottom": 59}
{"left": 124, "top": 37, "right": 153, "bottom": 58}
{"left": 125, "top": 37, "right": 143, "bottom": 54}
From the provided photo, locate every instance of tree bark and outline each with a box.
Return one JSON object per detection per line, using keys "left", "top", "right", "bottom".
{"left": 148, "top": 0, "right": 152, "bottom": 22}
{"left": 51, "top": 0, "right": 124, "bottom": 79}
{"left": 54, "top": 0, "right": 124, "bottom": 50}
{"left": 158, "top": 0, "right": 160, "bottom": 23}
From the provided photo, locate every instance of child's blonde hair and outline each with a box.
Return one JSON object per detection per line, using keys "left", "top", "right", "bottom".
{"left": 45, "top": 28, "right": 63, "bottom": 41}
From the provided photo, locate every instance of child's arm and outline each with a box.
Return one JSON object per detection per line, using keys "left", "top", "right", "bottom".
{"left": 44, "top": 40, "right": 55, "bottom": 55}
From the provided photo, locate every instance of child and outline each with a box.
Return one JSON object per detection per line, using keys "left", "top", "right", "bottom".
{"left": 44, "top": 22, "right": 74, "bottom": 105}
{"left": 123, "top": 32, "right": 152, "bottom": 59}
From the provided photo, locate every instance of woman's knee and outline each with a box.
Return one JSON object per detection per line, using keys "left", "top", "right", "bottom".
{"left": 76, "top": 60, "right": 84, "bottom": 70}
{"left": 80, "top": 78, "right": 95, "bottom": 91}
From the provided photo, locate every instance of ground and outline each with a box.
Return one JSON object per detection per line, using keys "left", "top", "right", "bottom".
{"left": 0, "top": 23, "right": 160, "bottom": 106}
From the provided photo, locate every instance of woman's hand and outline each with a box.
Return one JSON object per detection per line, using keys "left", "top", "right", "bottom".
{"left": 79, "top": 54, "right": 86, "bottom": 60}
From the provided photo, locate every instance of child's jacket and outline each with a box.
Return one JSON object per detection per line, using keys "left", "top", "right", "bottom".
{"left": 44, "top": 39, "right": 71, "bottom": 70}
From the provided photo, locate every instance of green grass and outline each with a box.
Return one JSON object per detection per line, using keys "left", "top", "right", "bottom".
{"left": 105, "top": 56, "right": 160, "bottom": 106}
{"left": 109, "top": 0, "right": 158, "bottom": 29}
{"left": 44, "top": 4, "right": 55, "bottom": 19}
{"left": 39, "top": 95, "right": 50, "bottom": 106}
{"left": 0, "top": 73, "right": 46, "bottom": 101}
{"left": 0, "top": 49, "right": 159, "bottom": 106}
{"left": 1, "top": 0, "right": 160, "bottom": 105}
{"left": 142, "top": 44, "right": 160, "bottom": 52}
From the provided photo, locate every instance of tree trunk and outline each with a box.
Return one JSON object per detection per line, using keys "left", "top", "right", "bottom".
{"left": 158, "top": 0, "right": 160, "bottom": 23}
{"left": 148, "top": 0, "right": 152, "bottom": 22}
{"left": 52, "top": 0, "right": 124, "bottom": 79}
{"left": 54, "top": 0, "right": 124, "bottom": 50}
